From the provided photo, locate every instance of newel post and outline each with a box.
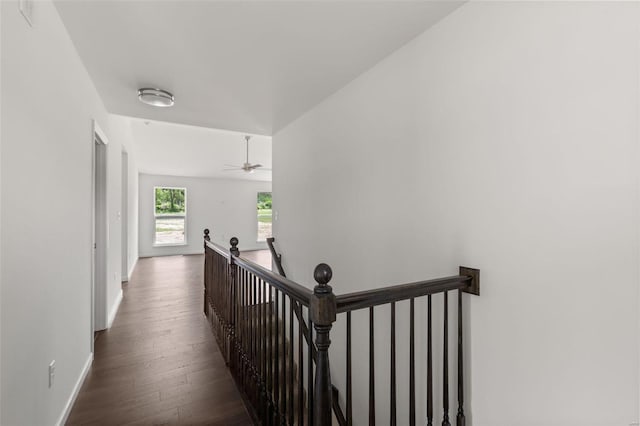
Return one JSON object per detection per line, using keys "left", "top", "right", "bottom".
{"left": 203, "top": 229, "right": 211, "bottom": 315}
{"left": 310, "top": 263, "right": 336, "bottom": 426}
{"left": 229, "top": 237, "right": 240, "bottom": 324}
{"left": 225, "top": 237, "right": 240, "bottom": 365}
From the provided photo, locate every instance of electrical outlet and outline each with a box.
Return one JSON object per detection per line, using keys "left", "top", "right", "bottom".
{"left": 19, "top": 0, "right": 33, "bottom": 27}
{"left": 48, "top": 360, "right": 55, "bottom": 388}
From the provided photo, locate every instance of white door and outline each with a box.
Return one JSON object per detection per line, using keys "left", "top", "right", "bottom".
{"left": 92, "top": 122, "right": 108, "bottom": 339}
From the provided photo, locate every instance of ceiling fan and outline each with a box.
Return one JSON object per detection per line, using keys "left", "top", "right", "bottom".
{"left": 224, "top": 136, "right": 271, "bottom": 173}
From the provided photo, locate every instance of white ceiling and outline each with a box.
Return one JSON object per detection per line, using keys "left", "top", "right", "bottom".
{"left": 127, "top": 117, "right": 273, "bottom": 182}
{"left": 55, "top": 1, "right": 464, "bottom": 135}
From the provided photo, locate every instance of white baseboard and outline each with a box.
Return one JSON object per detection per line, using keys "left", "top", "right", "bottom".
{"left": 107, "top": 289, "right": 123, "bottom": 328}
{"left": 127, "top": 257, "right": 138, "bottom": 280}
{"left": 55, "top": 352, "right": 93, "bottom": 426}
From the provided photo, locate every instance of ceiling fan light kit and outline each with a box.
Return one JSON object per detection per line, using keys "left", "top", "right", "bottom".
{"left": 138, "top": 88, "right": 175, "bottom": 107}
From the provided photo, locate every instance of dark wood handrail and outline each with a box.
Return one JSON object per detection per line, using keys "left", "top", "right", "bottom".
{"left": 204, "top": 230, "right": 479, "bottom": 426}
{"left": 208, "top": 238, "right": 475, "bottom": 314}
{"left": 205, "top": 239, "right": 313, "bottom": 305}
{"left": 205, "top": 238, "right": 231, "bottom": 259}
{"left": 336, "top": 275, "right": 472, "bottom": 313}
{"left": 265, "top": 238, "right": 347, "bottom": 426}
{"left": 266, "top": 237, "right": 286, "bottom": 277}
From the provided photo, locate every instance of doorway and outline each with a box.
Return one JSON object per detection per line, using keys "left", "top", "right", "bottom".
{"left": 121, "top": 150, "right": 128, "bottom": 282}
{"left": 92, "top": 121, "right": 108, "bottom": 342}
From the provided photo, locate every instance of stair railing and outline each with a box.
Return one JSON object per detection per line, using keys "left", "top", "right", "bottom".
{"left": 204, "top": 230, "right": 335, "bottom": 425}
{"left": 266, "top": 237, "right": 286, "bottom": 277}
{"left": 333, "top": 267, "right": 479, "bottom": 426}
{"left": 266, "top": 237, "right": 348, "bottom": 426}
{"left": 203, "top": 229, "right": 479, "bottom": 426}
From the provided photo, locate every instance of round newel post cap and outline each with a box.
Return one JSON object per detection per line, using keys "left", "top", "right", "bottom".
{"left": 204, "top": 228, "right": 210, "bottom": 237}
{"left": 229, "top": 237, "right": 240, "bottom": 257}
{"left": 314, "top": 263, "right": 333, "bottom": 288}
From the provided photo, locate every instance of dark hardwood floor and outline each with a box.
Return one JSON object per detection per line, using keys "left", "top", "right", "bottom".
{"left": 66, "top": 253, "right": 264, "bottom": 425}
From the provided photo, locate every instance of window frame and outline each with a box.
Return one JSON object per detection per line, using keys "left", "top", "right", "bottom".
{"left": 153, "top": 186, "right": 188, "bottom": 247}
{"left": 257, "top": 191, "right": 272, "bottom": 243}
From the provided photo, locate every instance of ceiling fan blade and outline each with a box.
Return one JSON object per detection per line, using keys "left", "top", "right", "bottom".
{"left": 249, "top": 165, "right": 272, "bottom": 172}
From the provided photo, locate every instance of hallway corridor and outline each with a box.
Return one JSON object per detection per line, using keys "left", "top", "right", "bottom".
{"left": 67, "top": 255, "right": 253, "bottom": 425}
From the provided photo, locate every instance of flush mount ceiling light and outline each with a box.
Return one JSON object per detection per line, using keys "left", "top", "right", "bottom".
{"left": 137, "top": 88, "right": 174, "bottom": 107}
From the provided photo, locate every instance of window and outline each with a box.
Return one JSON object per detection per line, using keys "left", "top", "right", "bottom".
{"left": 154, "top": 187, "right": 186, "bottom": 245}
{"left": 257, "top": 192, "right": 272, "bottom": 242}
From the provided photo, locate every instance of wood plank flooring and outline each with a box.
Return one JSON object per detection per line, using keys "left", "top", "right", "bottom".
{"left": 67, "top": 253, "right": 269, "bottom": 425}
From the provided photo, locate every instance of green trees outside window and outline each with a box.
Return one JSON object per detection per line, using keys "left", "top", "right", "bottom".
{"left": 257, "top": 192, "right": 272, "bottom": 241}
{"left": 155, "top": 187, "right": 187, "bottom": 245}
{"left": 155, "top": 188, "right": 186, "bottom": 214}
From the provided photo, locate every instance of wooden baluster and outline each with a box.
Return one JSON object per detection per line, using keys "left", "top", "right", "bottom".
{"left": 238, "top": 272, "right": 242, "bottom": 375}
{"left": 245, "top": 271, "right": 250, "bottom": 391}
{"left": 242, "top": 269, "right": 247, "bottom": 389}
{"left": 268, "top": 285, "right": 274, "bottom": 425}
{"left": 232, "top": 256, "right": 238, "bottom": 373}
{"left": 298, "top": 307, "right": 304, "bottom": 426}
{"left": 255, "top": 277, "right": 262, "bottom": 419}
{"left": 247, "top": 271, "right": 256, "bottom": 370}
{"left": 203, "top": 229, "right": 210, "bottom": 315}
{"left": 443, "top": 292, "right": 450, "bottom": 426}
{"left": 457, "top": 289, "right": 465, "bottom": 426}
{"left": 262, "top": 279, "right": 269, "bottom": 421}
{"left": 230, "top": 238, "right": 239, "bottom": 369}
{"left": 281, "top": 291, "right": 287, "bottom": 423}
{"left": 274, "top": 290, "right": 280, "bottom": 423}
{"left": 410, "top": 298, "right": 415, "bottom": 426}
{"left": 390, "top": 302, "right": 396, "bottom": 426}
{"left": 346, "top": 311, "right": 353, "bottom": 426}
{"left": 242, "top": 269, "right": 247, "bottom": 385}
{"left": 311, "top": 263, "right": 336, "bottom": 426}
{"left": 289, "top": 297, "right": 294, "bottom": 426}
{"left": 308, "top": 314, "right": 314, "bottom": 425}
{"left": 369, "top": 306, "right": 375, "bottom": 426}
{"left": 252, "top": 274, "right": 257, "bottom": 404}
{"left": 427, "top": 295, "right": 433, "bottom": 426}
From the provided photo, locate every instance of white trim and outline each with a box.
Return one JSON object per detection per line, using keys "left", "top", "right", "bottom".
{"left": 92, "top": 120, "right": 108, "bottom": 146}
{"left": 107, "top": 289, "right": 123, "bottom": 328}
{"left": 152, "top": 242, "right": 188, "bottom": 248}
{"left": 127, "top": 257, "right": 138, "bottom": 281}
{"left": 91, "top": 119, "right": 109, "bottom": 346}
{"left": 139, "top": 251, "right": 206, "bottom": 258}
{"left": 55, "top": 353, "right": 93, "bottom": 426}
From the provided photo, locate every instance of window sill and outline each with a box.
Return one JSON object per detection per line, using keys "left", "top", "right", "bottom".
{"left": 153, "top": 243, "right": 188, "bottom": 248}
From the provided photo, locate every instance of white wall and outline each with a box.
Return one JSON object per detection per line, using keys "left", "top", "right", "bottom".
{"left": 1, "top": 1, "right": 135, "bottom": 423}
{"left": 0, "top": 0, "right": 3, "bottom": 419}
{"left": 139, "top": 174, "right": 271, "bottom": 257}
{"left": 111, "top": 115, "right": 139, "bottom": 282}
{"left": 274, "top": 2, "right": 640, "bottom": 425}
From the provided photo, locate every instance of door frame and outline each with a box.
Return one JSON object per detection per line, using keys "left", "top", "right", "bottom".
{"left": 121, "top": 149, "right": 129, "bottom": 282}
{"left": 91, "top": 120, "right": 109, "bottom": 352}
